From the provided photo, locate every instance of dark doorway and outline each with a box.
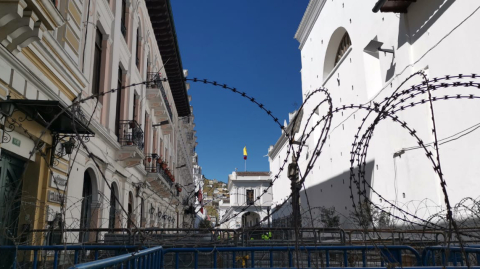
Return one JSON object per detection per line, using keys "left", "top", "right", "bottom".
{"left": 0, "top": 151, "right": 25, "bottom": 245}
{"left": 127, "top": 191, "right": 134, "bottom": 228}
{"left": 108, "top": 182, "right": 118, "bottom": 230}
{"left": 80, "top": 171, "right": 93, "bottom": 242}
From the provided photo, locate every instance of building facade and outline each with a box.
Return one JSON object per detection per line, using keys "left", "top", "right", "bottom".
{"left": 269, "top": 0, "right": 480, "bottom": 228}
{"left": 218, "top": 171, "right": 272, "bottom": 229}
{"left": 0, "top": 0, "right": 198, "bottom": 245}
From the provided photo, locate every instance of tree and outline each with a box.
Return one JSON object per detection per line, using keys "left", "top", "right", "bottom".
{"left": 199, "top": 218, "right": 213, "bottom": 228}
{"left": 349, "top": 201, "right": 379, "bottom": 228}
{"left": 319, "top": 206, "right": 340, "bottom": 228}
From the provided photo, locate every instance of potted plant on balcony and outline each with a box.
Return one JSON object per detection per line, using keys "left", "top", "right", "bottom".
{"left": 147, "top": 156, "right": 152, "bottom": 163}
{"left": 176, "top": 184, "right": 182, "bottom": 192}
{"left": 129, "top": 120, "right": 136, "bottom": 128}
{"left": 171, "top": 175, "right": 175, "bottom": 183}
{"left": 162, "top": 161, "right": 168, "bottom": 170}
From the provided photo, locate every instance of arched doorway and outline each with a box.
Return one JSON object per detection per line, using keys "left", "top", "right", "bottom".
{"left": 127, "top": 191, "right": 134, "bottom": 228}
{"left": 79, "top": 168, "right": 98, "bottom": 242}
{"left": 80, "top": 171, "right": 92, "bottom": 242}
{"left": 241, "top": 211, "right": 261, "bottom": 228}
{"left": 108, "top": 182, "right": 119, "bottom": 230}
{"left": 0, "top": 151, "right": 25, "bottom": 245}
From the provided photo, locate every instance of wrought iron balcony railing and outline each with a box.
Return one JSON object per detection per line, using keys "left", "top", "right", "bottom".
{"left": 146, "top": 72, "right": 173, "bottom": 121}
{"left": 118, "top": 120, "right": 144, "bottom": 150}
{"left": 144, "top": 154, "right": 173, "bottom": 186}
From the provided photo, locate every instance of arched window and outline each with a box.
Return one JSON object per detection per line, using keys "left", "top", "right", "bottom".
{"left": 334, "top": 32, "right": 351, "bottom": 66}
{"left": 323, "top": 28, "right": 352, "bottom": 79}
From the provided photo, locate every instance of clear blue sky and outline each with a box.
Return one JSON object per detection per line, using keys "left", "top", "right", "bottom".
{"left": 170, "top": 1, "right": 309, "bottom": 182}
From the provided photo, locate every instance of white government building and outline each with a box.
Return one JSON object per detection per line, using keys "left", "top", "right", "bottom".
{"left": 269, "top": 0, "right": 480, "bottom": 228}
{"left": 218, "top": 171, "right": 272, "bottom": 229}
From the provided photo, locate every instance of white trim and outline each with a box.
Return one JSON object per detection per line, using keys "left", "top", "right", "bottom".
{"left": 322, "top": 46, "right": 352, "bottom": 86}
{"left": 294, "top": 0, "right": 327, "bottom": 50}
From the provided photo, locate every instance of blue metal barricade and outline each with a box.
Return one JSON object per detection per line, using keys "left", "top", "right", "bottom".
{"left": 162, "top": 245, "right": 421, "bottom": 269}
{"left": 70, "top": 246, "right": 163, "bottom": 269}
{"left": 0, "top": 245, "right": 141, "bottom": 269}
{"left": 422, "top": 246, "right": 480, "bottom": 266}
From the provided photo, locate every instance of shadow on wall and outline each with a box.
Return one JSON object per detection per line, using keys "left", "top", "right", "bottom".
{"left": 271, "top": 197, "right": 293, "bottom": 228}
{"left": 299, "top": 160, "right": 375, "bottom": 228}
{"left": 397, "top": 0, "right": 455, "bottom": 48}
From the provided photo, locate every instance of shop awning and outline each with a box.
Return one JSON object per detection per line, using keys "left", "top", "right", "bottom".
{"left": 12, "top": 99, "right": 94, "bottom": 135}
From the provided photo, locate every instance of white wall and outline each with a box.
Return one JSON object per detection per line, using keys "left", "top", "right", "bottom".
{"left": 274, "top": 0, "right": 480, "bottom": 227}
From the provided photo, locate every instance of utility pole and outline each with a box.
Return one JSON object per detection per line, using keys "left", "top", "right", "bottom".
{"left": 288, "top": 154, "right": 301, "bottom": 230}
{"left": 288, "top": 154, "right": 301, "bottom": 268}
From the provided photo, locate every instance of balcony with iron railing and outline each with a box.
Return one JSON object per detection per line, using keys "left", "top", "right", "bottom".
{"left": 144, "top": 154, "right": 175, "bottom": 198}
{"left": 146, "top": 72, "right": 173, "bottom": 130}
{"left": 117, "top": 120, "right": 145, "bottom": 166}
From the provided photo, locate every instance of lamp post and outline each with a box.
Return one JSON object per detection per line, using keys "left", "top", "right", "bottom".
{"left": 0, "top": 96, "right": 15, "bottom": 118}
{"left": 267, "top": 206, "right": 271, "bottom": 228}
{"left": 287, "top": 154, "right": 301, "bottom": 231}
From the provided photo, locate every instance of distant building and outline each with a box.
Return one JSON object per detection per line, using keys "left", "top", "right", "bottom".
{"left": 218, "top": 172, "right": 272, "bottom": 229}
{"left": 192, "top": 153, "right": 205, "bottom": 228}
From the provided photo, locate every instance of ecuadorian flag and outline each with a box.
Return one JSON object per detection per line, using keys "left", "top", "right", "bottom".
{"left": 243, "top": 146, "right": 247, "bottom": 160}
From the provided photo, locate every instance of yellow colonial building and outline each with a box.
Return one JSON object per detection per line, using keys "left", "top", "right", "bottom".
{"left": 0, "top": 0, "right": 198, "bottom": 246}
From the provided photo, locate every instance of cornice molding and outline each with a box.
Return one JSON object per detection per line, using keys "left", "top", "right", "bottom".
{"left": 294, "top": 0, "right": 327, "bottom": 50}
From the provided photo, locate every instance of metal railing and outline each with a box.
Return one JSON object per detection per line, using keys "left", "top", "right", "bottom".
{"left": 72, "top": 246, "right": 162, "bottom": 269}
{"left": 5, "top": 244, "right": 480, "bottom": 268}
{"left": 118, "top": 120, "right": 144, "bottom": 150}
{"left": 239, "top": 227, "right": 346, "bottom": 246}
{"left": 345, "top": 229, "right": 446, "bottom": 246}
{"left": 147, "top": 72, "right": 173, "bottom": 121}
{"left": 162, "top": 245, "right": 422, "bottom": 269}
{"left": 422, "top": 246, "right": 480, "bottom": 266}
{"left": 144, "top": 154, "right": 174, "bottom": 185}
{"left": 0, "top": 245, "right": 141, "bottom": 269}
{"left": 21, "top": 228, "right": 132, "bottom": 245}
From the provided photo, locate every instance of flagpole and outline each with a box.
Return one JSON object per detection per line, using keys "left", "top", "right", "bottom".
{"left": 245, "top": 159, "right": 246, "bottom": 172}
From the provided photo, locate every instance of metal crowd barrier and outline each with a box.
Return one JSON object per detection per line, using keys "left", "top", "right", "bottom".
{"left": 422, "top": 246, "right": 480, "bottom": 266}
{"left": 162, "top": 245, "right": 421, "bottom": 269}
{"left": 71, "top": 246, "right": 163, "bottom": 269}
{"left": 0, "top": 245, "right": 141, "bottom": 269}
{"left": 5, "top": 244, "right": 480, "bottom": 268}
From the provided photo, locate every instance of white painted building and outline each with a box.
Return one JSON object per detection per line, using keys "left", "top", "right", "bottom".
{"left": 269, "top": 0, "right": 480, "bottom": 228}
{"left": 192, "top": 153, "right": 206, "bottom": 228}
{"left": 267, "top": 111, "right": 300, "bottom": 226}
{"left": 218, "top": 171, "right": 272, "bottom": 229}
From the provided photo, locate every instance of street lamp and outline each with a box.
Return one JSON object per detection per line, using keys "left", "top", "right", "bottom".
{"left": 0, "top": 96, "right": 15, "bottom": 118}
{"left": 62, "top": 137, "right": 76, "bottom": 155}
{"left": 267, "top": 206, "right": 271, "bottom": 228}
